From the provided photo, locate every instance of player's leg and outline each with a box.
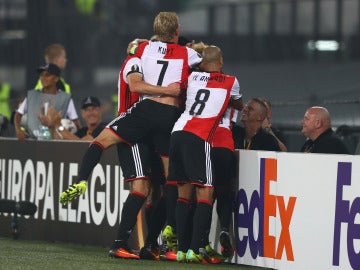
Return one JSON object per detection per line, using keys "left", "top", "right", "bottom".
{"left": 140, "top": 186, "right": 164, "bottom": 261}
{"left": 77, "top": 128, "right": 123, "bottom": 181}
{"left": 59, "top": 128, "right": 124, "bottom": 205}
{"left": 140, "top": 151, "right": 166, "bottom": 261}
{"left": 164, "top": 131, "right": 190, "bottom": 261}
{"left": 151, "top": 124, "right": 179, "bottom": 259}
{"left": 160, "top": 148, "right": 178, "bottom": 241}
{"left": 59, "top": 106, "right": 152, "bottom": 205}
{"left": 176, "top": 182, "right": 193, "bottom": 256}
{"left": 144, "top": 149, "right": 164, "bottom": 230}
{"left": 186, "top": 186, "right": 216, "bottom": 263}
{"left": 109, "top": 142, "right": 151, "bottom": 259}
{"left": 213, "top": 148, "right": 236, "bottom": 259}
{"left": 184, "top": 136, "right": 220, "bottom": 264}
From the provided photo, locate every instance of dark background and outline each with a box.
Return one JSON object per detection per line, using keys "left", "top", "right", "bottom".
{"left": 0, "top": 0, "right": 359, "bottom": 152}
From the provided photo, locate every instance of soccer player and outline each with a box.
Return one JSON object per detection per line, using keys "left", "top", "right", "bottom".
{"left": 206, "top": 108, "right": 239, "bottom": 261}
{"left": 116, "top": 54, "right": 166, "bottom": 260}
{"left": 59, "top": 11, "right": 202, "bottom": 259}
{"left": 168, "top": 46, "right": 243, "bottom": 263}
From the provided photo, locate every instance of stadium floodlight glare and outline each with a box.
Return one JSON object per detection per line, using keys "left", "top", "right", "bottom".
{"left": 307, "top": 40, "right": 339, "bottom": 51}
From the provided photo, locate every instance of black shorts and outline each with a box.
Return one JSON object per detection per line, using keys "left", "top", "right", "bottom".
{"left": 168, "top": 131, "right": 214, "bottom": 187}
{"left": 211, "top": 147, "right": 236, "bottom": 187}
{"left": 117, "top": 140, "right": 165, "bottom": 184}
{"left": 108, "top": 99, "right": 180, "bottom": 156}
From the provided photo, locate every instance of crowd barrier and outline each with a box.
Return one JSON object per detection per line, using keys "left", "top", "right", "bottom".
{"left": 0, "top": 138, "right": 359, "bottom": 269}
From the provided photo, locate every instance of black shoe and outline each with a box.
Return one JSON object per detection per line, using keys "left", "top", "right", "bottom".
{"left": 219, "top": 231, "right": 234, "bottom": 259}
{"left": 139, "top": 245, "right": 160, "bottom": 261}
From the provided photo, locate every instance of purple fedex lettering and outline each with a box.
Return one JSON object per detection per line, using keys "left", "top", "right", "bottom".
{"left": 237, "top": 189, "right": 263, "bottom": 258}
{"left": 236, "top": 158, "right": 296, "bottom": 261}
{"left": 333, "top": 162, "right": 360, "bottom": 269}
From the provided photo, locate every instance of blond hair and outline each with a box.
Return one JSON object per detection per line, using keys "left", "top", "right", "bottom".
{"left": 153, "top": 12, "right": 179, "bottom": 42}
{"left": 44, "top": 44, "right": 65, "bottom": 63}
{"left": 192, "top": 41, "right": 208, "bottom": 54}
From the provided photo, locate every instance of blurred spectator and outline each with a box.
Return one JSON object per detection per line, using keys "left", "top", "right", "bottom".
{"left": 232, "top": 98, "right": 281, "bottom": 151}
{"left": 355, "top": 141, "right": 360, "bottom": 155}
{"left": 14, "top": 64, "right": 80, "bottom": 141}
{"left": 260, "top": 98, "right": 287, "bottom": 152}
{"left": 0, "top": 113, "right": 13, "bottom": 137}
{"left": 75, "top": 0, "right": 98, "bottom": 16}
{"left": 0, "top": 82, "right": 11, "bottom": 120}
{"left": 300, "top": 106, "right": 350, "bottom": 154}
{"left": 335, "top": 125, "right": 358, "bottom": 154}
{"left": 34, "top": 44, "right": 71, "bottom": 94}
{"left": 46, "top": 96, "right": 106, "bottom": 141}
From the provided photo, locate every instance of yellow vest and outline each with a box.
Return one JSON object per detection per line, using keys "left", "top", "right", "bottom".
{"left": 0, "top": 82, "right": 11, "bottom": 119}
{"left": 75, "top": 0, "right": 97, "bottom": 15}
{"left": 35, "top": 77, "right": 71, "bottom": 94}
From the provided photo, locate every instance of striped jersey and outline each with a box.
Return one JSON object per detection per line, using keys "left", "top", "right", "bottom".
{"left": 117, "top": 56, "right": 142, "bottom": 115}
{"left": 212, "top": 108, "right": 238, "bottom": 151}
{"left": 134, "top": 41, "right": 202, "bottom": 100}
{"left": 172, "top": 71, "right": 242, "bottom": 142}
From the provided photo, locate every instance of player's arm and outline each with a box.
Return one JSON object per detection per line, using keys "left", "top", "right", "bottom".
{"left": 229, "top": 78, "right": 244, "bottom": 111}
{"left": 127, "top": 38, "right": 148, "bottom": 54}
{"left": 127, "top": 72, "right": 180, "bottom": 97}
{"left": 230, "top": 97, "right": 244, "bottom": 112}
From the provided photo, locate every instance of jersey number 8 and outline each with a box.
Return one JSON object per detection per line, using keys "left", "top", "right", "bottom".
{"left": 189, "top": 89, "right": 210, "bottom": 116}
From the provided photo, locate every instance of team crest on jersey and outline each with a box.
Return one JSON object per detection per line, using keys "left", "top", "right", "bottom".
{"left": 131, "top": 64, "right": 140, "bottom": 72}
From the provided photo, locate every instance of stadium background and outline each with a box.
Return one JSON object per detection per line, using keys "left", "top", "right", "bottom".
{"left": 0, "top": 0, "right": 359, "bottom": 152}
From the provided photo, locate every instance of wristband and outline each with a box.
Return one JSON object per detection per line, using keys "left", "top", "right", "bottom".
{"left": 55, "top": 125, "right": 64, "bottom": 139}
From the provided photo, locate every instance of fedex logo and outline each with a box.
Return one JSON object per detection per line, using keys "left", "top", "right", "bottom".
{"left": 236, "top": 158, "right": 297, "bottom": 260}
{"left": 333, "top": 162, "right": 360, "bottom": 269}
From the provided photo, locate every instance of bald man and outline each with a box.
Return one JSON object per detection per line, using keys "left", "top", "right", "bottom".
{"left": 300, "top": 106, "right": 349, "bottom": 154}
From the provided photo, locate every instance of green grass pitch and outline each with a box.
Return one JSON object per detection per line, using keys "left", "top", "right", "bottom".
{"left": 0, "top": 237, "right": 272, "bottom": 270}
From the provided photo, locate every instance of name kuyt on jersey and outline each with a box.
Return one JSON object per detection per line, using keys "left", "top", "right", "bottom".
{"left": 134, "top": 41, "right": 202, "bottom": 100}
{"left": 172, "top": 71, "right": 242, "bottom": 142}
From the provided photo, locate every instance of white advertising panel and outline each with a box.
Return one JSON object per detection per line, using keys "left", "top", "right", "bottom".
{"left": 235, "top": 150, "right": 360, "bottom": 270}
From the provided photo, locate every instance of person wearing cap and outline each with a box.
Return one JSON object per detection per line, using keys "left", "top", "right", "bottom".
{"left": 46, "top": 96, "right": 106, "bottom": 141}
{"left": 34, "top": 43, "right": 71, "bottom": 93}
{"left": 14, "top": 63, "right": 80, "bottom": 141}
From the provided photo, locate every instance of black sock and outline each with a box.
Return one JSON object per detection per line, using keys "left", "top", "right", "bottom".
{"left": 216, "top": 192, "right": 234, "bottom": 231}
{"left": 190, "top": 200, "right": 213, "bottom": 253}
{"left": 145, "top": 196, "right": 166, "bottom": 246}
{"left": 78, "top": 142, "right": 104, "bottom": 181}
{"left": 165, "top": 183, "right": 178, "bottom": 230}
{"left": 115, "top": 192, "right": 146, "bottom": 243}
{"left": 176, "top": 198, "right": 191, "bottom": 252}
{"left": 204, "top": 204, "right": 213, "bottom": 246}
{"left": 145, "top": 203, "right": 153, "bottom": 231}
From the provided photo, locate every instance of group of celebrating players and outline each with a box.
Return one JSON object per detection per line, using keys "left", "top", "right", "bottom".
{"left": 59, "top": 11, "right": 243, "bottom": 264}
